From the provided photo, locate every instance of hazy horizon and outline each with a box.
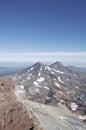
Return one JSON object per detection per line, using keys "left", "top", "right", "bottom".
{"left": 0, "top": 61, "right": 86, "bottom": 68}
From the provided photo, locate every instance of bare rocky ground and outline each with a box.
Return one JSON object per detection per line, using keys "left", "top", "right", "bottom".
{"left": 15, "top": 91, "right": 86, "bottom": 130}
{"left": 0, "top": 77, "right": 43, "bottom": 130}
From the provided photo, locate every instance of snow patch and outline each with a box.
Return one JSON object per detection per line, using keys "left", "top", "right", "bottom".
{"left": 58, "top": 76, "right": 64, "bottom": 84}
{"left": 13, "top": 77, "right": 16, "bottom": 80}
{"left": 76, "top": 86, "right": 79, "bottom": 89}
{"left": 46, "top": 66, "right": 51, "bottom": 71}
{"left": 59, "top": 91, "right": 64, "bottom": 95}
{"left": 35, "top": 88, "right": 40, "bottom": 93}
{"left": 51, "top": 71, "right": 55, "bottom": 74}
{"left": 37, "top": 77, "right": 45, "bottom": 82}
{"left": 44, "top": 86, "right": 49, "bottom": 90}
{"left": 71, "top": 103, "right": 78, "bottom": 111}
{"left": 16, "top": 90, "right": 25, "bottom": 94}
{"left": 66, "top": 78, "right": 69, "bottom": 81}
{"left": 20, "top": 85, "right": 24, "bottom": 89}
{"left": 15, "top": 85, "right": 25, "bottom": 96}
{"left": 33, "top": 81, "right": 39, "bottom": 86}
{"left": 46, "top": 96, "right": 50, "bottom": 100}
{"left": 15, "top": 85, "right": 24, "bottom": 90}
{"left": 38, "top": 72, "right": 41, "bottom": 76}
{"left": 53, "top": 95, "right": 56, "bottom": 98}
{"left": 60, "top": 116, "right": 65, "bottom": 120}
{"left": 52, "top": 68, "right": 64, "bottom": 74}
{"left": 60, "top": 100, "right": 64, "bottom": 103}
{"left": 55, "top": 82, "right": 61, "bottom": 88}
{"left": 29, "top": 74, "right": 32, "bottom": 76}
{"left": 40, "top": 67, "right": 42, "bottom": 71}
{"left": 33, "top": 81, "right": 41, "bottom": 88}
{"left": 31, "top": 67, "right": 33, "bottom": 70}
{"left": 79, "top": 115, "right": 86, "bottom": 120}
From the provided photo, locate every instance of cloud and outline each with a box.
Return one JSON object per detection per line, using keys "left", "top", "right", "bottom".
{"left": 0, "top": 52, "right": 86, "bottom": 56}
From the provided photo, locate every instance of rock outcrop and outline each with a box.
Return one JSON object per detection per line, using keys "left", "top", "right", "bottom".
{"left": 0, "top": 77, "right": 43, "bottom": 130}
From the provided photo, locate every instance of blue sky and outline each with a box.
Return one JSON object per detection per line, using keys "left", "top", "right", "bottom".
{"left": 0, "top": 0, "right": 86, "bottom": 66}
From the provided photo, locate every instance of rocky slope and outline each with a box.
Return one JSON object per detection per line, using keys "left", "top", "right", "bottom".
{"left": 0, "top": 77, "right": 43, "bottom": 130}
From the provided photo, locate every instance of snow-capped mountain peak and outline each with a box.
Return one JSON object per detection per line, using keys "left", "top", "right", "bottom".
{"left": 13, "top": 61, "right": 86, "bottom": 117}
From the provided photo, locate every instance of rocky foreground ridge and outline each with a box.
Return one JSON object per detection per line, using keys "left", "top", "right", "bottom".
{"left": 0, "top": 77, "right": 42, "bottom": 130}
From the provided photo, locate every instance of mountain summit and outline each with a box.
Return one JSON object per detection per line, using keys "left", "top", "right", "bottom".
{"left": 50, "top": 61, "right": 74, "bottom": 74}
{"left": 50, "top": 61, "right": 65, "bottom": 71}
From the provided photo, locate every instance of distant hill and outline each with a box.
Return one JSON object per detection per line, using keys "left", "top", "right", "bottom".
{"left": 67, "top": 65, "right": 86, "bottom": 73}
